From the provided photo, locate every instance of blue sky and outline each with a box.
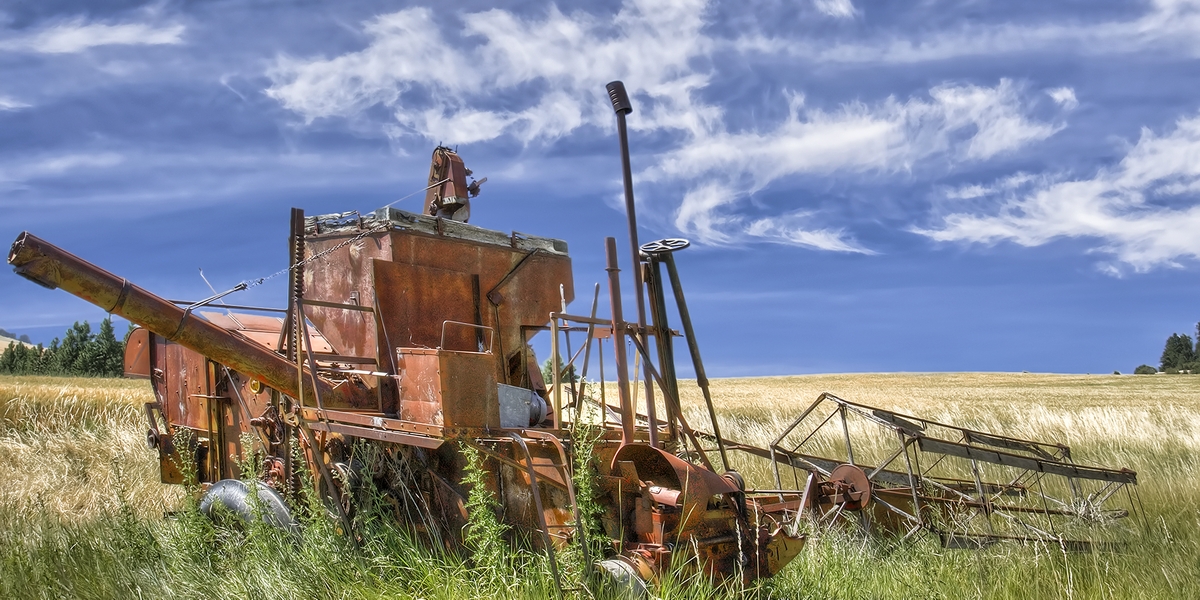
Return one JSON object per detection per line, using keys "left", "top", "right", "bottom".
{"left": 2, "top": 0, "right": 1199, "bottom": 375}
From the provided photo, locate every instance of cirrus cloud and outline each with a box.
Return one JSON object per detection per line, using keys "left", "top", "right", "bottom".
{"left": 0, "top": 18, "right": 185, "bottom": 54}
{"left": 265, "top": 1, "right": 1068, "bottom": 254}
{"left": 916, "top": 113, "right": 1200, "bottom": 272}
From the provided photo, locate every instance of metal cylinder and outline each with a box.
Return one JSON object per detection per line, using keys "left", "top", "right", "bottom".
{"left": 606, "top": 81, "right": 632, "bottom": 115}
{"left": 8, "top": 232, "right": 354, "bottom": 406}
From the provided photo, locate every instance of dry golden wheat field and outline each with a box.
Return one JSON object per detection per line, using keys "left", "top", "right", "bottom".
{"left": 1, "top": 372, "right": 1197, "bottom": 599}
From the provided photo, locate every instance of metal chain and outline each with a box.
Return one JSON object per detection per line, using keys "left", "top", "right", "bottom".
{"left": 211, "top": 176, "right": 451, "bottom": 297}
{"left": 240, "top": 223, "right": 391, "bottom": 290}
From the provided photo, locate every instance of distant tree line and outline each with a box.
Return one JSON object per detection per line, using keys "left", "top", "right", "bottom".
{"left": 1134, "top": 322, "right": 1200, "bottom": 375}
{"left": 0, "top": 327, "right": 32, "bottom": 344}
{"left": 0, "top": 318, "right": 126, "bottom": 377}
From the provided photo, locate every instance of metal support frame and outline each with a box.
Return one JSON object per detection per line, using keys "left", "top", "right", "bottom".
{"left": 755, "top": 392, "right": 1139, "bottom": 548}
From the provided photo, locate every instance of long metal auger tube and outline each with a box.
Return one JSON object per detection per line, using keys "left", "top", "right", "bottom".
{"left": 7, "top": 231, "right": 360, "bottom": 407}
{"left": 606, "top": 80, "right": 659, "bottom": 447}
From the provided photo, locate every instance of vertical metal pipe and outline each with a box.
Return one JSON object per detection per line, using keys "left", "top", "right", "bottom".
{"left": 663, "top": 254, "right": 729, "bottom": 471}
{"left": 606, "top": 80, "right": 658, "bottom": 447}
{"left": 647, "top": 258, "right": 679, "bottom": 440}
{"left": 575, "top": 283, "right": 601, "bottom": 416}
{"left": 605, "top": 237, "right": 635, "bottom": 445}
{"left": 551, "top": 313, "right": 561, "bottom": 429}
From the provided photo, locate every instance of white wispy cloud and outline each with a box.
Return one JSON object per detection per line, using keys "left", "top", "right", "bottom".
{"left": 1046, "top": 87, "right": 1079, "bottom": 111}
{"left": 943, "top": 173, "right": 1037, "bottom": 201}
{"left": 266, "top": 1, "right": 1063, "bottom": 254}
{"left": 0, "top": 18, "right": 184, "bottom": 54}
{"left": 652, "top": 81, "right": 1062, "bottom": 249}
{"left": 267, "top": 2, "right": 715, "bottom": 143}
{"left": 741, "top": 0, "right": 1200, "bottom": 63}
{"left": 0, "top": 153, "right": 124, "bottom": 193}
{"left": 813, "top": 0, "right": 858, "bottom": 19}
{"left": 916, "top": 112, "right": 1200, "bottom": 272}
{"left": 0, "top": 95, "right": 29, "bottom": 111}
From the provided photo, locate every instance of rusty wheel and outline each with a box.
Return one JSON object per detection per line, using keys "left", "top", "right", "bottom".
{"left": 827, "top": 464, "right": 872, "bottom": 511}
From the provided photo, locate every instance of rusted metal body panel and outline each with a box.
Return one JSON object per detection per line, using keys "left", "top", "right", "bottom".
{"left": 302, "top": 209, "right": 573, "bottom": 414}
{"left": 124, "top": 327, "right": 152, "bottom": 379}
{"left": 374, "top": 261, "right": 478, "bottom": 352}
{"left": 396, "top": 349, "right": 498, "bottom": 429}
{"left": 300, "top": 234, "right": 387, "bottom": 362}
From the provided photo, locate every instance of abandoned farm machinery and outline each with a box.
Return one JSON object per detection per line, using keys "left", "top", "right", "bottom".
{"left": 6, "top": 82, "right": 1140, "bottom": 591}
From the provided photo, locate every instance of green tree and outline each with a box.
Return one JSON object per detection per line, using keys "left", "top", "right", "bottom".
{"left": 1160, "top": 333, "right": 1196, "bottom": 371}
{"left": 30, "top": 343, "right": 50, "bottom": 374}
{"left": 44, "top": 338, "right": 59, "bottom": 374}
{"left": 541, "top": 355, "right": 577, "bottom": 385}
{"left": 54, "top": 321, "right": 92, "bottom": 375}
{"left": 0, "top": 342, "right": 17, "bottom": 374}
{"left": 77, "top": 318, "right": 123, "bottom": 377}
{"left": 7, "top": 343, "right": 31, "bottom": 374}
{"left": 1134, "top": 364, "right": 1157, "bottom": 375}
{"left": 0, "top": 320, "right": 127, "bottom": 378}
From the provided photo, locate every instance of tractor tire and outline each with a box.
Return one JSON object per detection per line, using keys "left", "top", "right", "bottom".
{"left": 199, "top": 479, "right": 299, "bottom": 536}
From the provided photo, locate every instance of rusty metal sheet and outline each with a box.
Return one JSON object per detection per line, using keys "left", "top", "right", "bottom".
{"left": 374, "top": 260, "right": 479, "bottom": 352}
{"left": 302, "top": 233, "right": 389, "bottom": 361}
{"left": 396, "top": 349, "right": 498, "bottom": 429}
{"left": 386, "top": 229, "right": 573, "bottom": 383}
{"left": 156, "top": 339, "right": 211, "bottom": 432}
{"left": 124, "top": 327, "right": 151, "bottom": 378}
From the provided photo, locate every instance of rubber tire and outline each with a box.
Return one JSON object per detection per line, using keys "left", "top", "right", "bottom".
{"left": 199, "top": 479, "right": 299, "bottom": 536}
{"left": 597, "top": 558, "right": 649, "bottom": 599}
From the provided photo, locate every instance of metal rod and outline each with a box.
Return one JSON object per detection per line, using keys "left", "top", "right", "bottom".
{"left": 290, "top": 208, "right": 305, "bottom": 407}
{"left": 575, "top": 283, "right": 601, "bottom": 416}
{"left": 662, "top": 254, "right": 728, "bottom": 470}
{"left": 551, "top": 312, "right": 561, "bottom": 429}
{"left": 171, "top": 300, "right": 287, "bottom": 314}
{"left": 839, "top": 404, "right": 855, "bottom": 465}
{"left": 559, "top": 284, "right": 578, "bottom": 416}
{"left": 606, "top": 80, "right": 658, "bottom": 448}
{"left": 899, "top": 433, "right": 925, "bottom": 528}
{"left": 605, "top": 238, "right": 635, "bottom": 444}
{"left": 647, "top": 258, "right": 679, "bottom": 441}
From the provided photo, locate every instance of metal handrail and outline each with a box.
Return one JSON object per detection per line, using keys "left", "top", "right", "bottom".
{"left": 438, "top": 320, "right": 494, "bottom": 353}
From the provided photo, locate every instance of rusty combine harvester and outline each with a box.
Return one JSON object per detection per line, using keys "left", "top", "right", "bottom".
{"left": 6, "top": 82, "right": 1140, "bottom": 591}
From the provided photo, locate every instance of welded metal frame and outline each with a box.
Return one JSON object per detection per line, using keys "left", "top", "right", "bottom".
{"left": 758, "top": 392, "right": 1138, "bottom": 549}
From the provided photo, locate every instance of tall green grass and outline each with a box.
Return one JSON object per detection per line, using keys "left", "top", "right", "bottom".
{"left": 2, "top": 374, "right": 1197, "bottom": 599}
